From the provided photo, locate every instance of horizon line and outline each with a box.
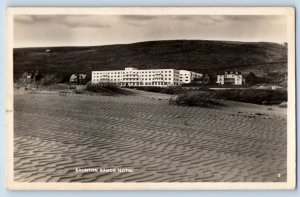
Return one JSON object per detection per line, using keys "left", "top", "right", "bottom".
{"left": 13, "top": 38, "right": 287, "bottom": 49}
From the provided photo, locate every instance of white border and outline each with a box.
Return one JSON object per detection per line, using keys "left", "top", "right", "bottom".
{"left": 6, "top": 7, "right": 296, "bottom": 190}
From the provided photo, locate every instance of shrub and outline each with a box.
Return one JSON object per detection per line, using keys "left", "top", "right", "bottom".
{"left": 85, "top": 82, "right": 118, "bottom": 92}
{"left": 40, "top": 73, "right": 69, "bottom": 86}
{"left": 169, "top": 91, "right": 223, "bottom": 108}
{"left": 169, "top": 89, "right": 287, "bottom": 107}
{"left": 212, "top": 89, "right": 287, "bottom": 105}
{"left": 160, "top": 86, "right": 185, "bottom": 94}
{"left": 74, "top": 90, "right": 84, "bottom": 94}
{"left": 129, "top": 86, "right": 185, "bottom": 95}
{"left": 84, "top": 82, "right": 136, "bottom": 96}
{"left": 131, "top": 86, "right": 163, "bottom": 93}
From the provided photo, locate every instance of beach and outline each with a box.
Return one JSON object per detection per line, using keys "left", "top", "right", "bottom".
{"left": 13, "top": 89, "right": 287, "bottom": 182}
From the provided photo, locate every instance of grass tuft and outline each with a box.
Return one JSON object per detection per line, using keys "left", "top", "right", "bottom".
{"left": 169, "top": 91, "right": 223, "bottom": 108}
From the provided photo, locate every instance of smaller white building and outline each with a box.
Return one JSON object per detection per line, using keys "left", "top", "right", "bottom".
{"left": 179, "top": 70, "right": 203, "bottom": 84}
{"left": 217, "top": 71, "right": 244, "bottom": 85}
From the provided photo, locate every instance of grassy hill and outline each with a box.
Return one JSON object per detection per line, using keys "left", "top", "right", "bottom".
{"left": 13, "top": 40, "right": 287, "bottom": 80}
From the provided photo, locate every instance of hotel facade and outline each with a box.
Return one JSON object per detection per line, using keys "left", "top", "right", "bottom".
{"left": 92, "top": 67, "right": 202, "bottom": 87}
{"left": 216, "top": 71, "right": 244, "bottom": 85}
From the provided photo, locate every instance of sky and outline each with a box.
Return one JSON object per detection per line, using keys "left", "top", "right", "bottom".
{"left": 13, "top": 14, "right": 287, "bottom": 48}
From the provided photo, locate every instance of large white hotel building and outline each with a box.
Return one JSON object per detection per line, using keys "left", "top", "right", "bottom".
{"left": 92, "top": 67, "right": 202, "bottom": 87}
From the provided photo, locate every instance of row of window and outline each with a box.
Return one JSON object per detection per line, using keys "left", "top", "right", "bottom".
{"left": 93, "top": 76, "right": 171, "bottom": 80}
{"left": 94, "top": 74, "right": 173, "bottom": 78}
{"left": 93, "top": 71, "right": 201, "bottom": 76}
{"left": 139, "top": 70, "right": 172, "bottom": 74}
{"left": 92, "top": 77, "right": 182, "bottom": 81}
{"left": 219, "top": 76, "right": 243, "bottom": 79}
{"left": 123, "top": 78, "right": 172, "bottom": 81}
{"left": 93, "top": 70, "right": 173, "bottom": 75}
{"left": 92, "top": 78, "right": 173, "bottom": 82}
{"left": 92, "top": 81, "right": 173, "bottom": 86}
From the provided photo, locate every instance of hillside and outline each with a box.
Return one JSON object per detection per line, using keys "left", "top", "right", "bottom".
{"left": 13, "top": 40, "right": 287, "bottom": 79}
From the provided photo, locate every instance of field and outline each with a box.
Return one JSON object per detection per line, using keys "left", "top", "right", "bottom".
{"left": 14, "top": 88, "right": 287, "bottom": 182}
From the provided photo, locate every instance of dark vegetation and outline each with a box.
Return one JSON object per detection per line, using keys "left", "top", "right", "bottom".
{"left": 85, "top": 82, "right": 133, "bottom": 95}
{"left": 39, "top": 73, "right": 70, "bottom": 86}
{"left": 212, "top": 89, "right": 287, "bottom": 105}
{"left": 170, "top": 89, "right": 287, "bottom": 107}
{"left": 16, "top": 72, "right": 72, "bottom": 86}
{"left": 181, "top": 83, "right": 250, "bottom": 88}
{"left": 169, "top": 91, "right": 223, "bottom": 108}
{"left": 86, "top": 82, "right": 118, "bottom": 92}
{"left": 129, "top": 86, "right": 186, "bottom": 95}
{"left": 14, "top": 40, "right": 287, "bottom": 81}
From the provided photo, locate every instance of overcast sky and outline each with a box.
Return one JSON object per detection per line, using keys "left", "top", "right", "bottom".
{"left": 14, "top": 15, "right": 287, "bottom": 48}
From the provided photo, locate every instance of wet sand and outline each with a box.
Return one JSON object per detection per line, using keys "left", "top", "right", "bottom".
{"left": 13, "top": 89, "right": 287, "bottom": 182}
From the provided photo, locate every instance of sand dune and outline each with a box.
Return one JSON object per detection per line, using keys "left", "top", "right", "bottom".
{"left": 14, "top": 89, "right": 287, "bottom": 182}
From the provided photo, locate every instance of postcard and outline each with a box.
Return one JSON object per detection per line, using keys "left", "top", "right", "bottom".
{"left": 6, "top": 7, "right": 296, "bottom": 190}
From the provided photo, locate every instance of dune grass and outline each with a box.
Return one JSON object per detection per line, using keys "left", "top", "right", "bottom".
{"left": 170, "top": 89, "right": 287, "bottom": 108}
{"left": 129, "top": 86, "right": 185, "bottom": 95}
{"left": 212, "top": 89, "right": 287, "bottom": 105}
{"left": 169, "top": 91, "right": 223, "bottom": 108}
{"left": 85, "top": 82, "right": 133, "bottom": 95}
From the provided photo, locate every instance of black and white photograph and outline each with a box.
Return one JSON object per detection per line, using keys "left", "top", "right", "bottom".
{"left": 6, "top": 7, "right": 296, "bottom": 190}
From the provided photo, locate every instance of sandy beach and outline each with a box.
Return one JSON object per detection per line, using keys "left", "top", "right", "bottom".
{"left": 13, "top": 89, "right": 287, "bottom": 182}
